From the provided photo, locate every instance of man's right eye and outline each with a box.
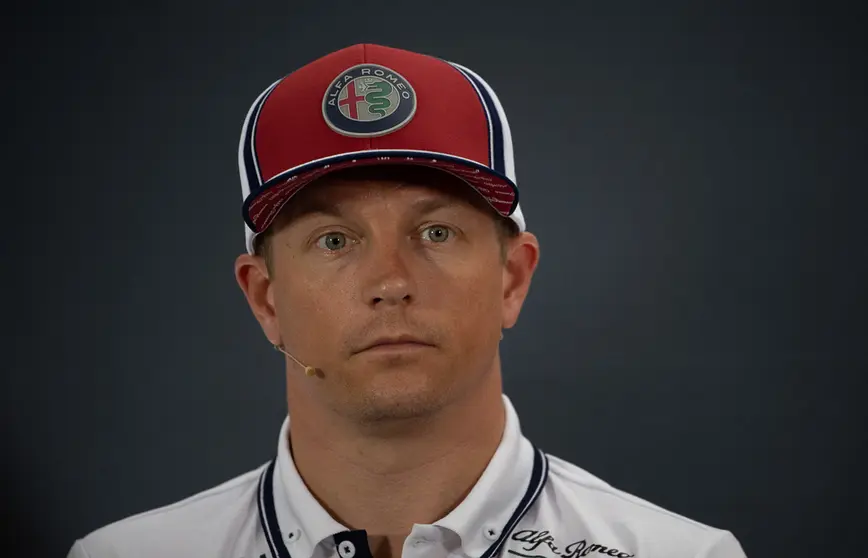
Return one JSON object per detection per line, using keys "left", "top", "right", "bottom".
{"left": 316, "top": 232, "right": 348, "bottom": 251}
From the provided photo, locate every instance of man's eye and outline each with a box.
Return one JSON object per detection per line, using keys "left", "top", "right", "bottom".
{"left": 316, "top": 232, "right": 348, "bottom": 251}
{"left": 421, "top": 225, "right": 451, "bottom": 243}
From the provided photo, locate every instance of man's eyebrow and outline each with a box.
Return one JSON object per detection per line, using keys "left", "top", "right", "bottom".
{"left": 284, "top": 199, "right": 344, "bottom": 222}
{"left": 408, "top": 197, "right": 463, "bottom": 215}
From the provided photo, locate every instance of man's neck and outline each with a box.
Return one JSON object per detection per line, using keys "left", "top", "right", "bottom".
{"left": 287, "top": 373, "right": 506, "bottom": 544}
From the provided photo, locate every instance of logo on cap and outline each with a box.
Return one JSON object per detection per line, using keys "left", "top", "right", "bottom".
{"left": 323, "top": 64, "right": 417, "bottom": 138}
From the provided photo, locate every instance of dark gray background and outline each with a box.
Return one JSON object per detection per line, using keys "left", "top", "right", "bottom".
{"left": 4, "top": 2, "right": 866, "bottom": 557}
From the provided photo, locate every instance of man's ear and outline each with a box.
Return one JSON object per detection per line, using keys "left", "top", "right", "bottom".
{"left": 501, "top": 231, "right": 540, "bottom": 329}
{"left": 234, "top": 253, "right": 282, "bottom": 345}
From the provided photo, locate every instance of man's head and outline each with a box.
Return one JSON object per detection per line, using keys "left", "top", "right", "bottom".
{"left": 235, "top": 165, "right": 539, "bottom": 423}
{"left": 234, "top": 44, "right": 537, "bottom": 424}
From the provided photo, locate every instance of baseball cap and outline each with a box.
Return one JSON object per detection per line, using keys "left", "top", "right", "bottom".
{"left": 238, "top": 43, "right": 526, "bottom": 255}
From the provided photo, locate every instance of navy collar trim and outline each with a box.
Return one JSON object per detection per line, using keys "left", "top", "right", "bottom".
{"left": 257, "top": 446, "right": 549, "bottom": 558}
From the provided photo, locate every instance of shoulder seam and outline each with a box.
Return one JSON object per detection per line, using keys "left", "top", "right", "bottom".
{"left": 73, "top": 540, "right": 94, "bottom": 558}
{"left": 695, "top": 529, "right": 735, "bottom": 557}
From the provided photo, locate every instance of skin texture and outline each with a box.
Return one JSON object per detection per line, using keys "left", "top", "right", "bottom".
{"left": 234, "top": 165, "right": 540, "bottom": 558}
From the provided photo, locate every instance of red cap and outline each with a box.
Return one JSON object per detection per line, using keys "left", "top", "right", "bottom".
{"left": 238, "top": 43, "right": 525, "bottom": 254}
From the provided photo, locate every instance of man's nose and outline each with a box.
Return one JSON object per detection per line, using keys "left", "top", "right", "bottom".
{"left": 361, "top": 239, "right": 417, "bottom": 308}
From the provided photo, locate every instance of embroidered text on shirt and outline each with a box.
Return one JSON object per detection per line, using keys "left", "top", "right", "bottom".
{"left": 509, "top": 529, "right": 635, "bottom": 558}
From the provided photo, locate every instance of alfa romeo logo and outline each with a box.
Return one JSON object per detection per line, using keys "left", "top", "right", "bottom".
{"left": 322, "top": 64, "right": 417, "bottom": 137}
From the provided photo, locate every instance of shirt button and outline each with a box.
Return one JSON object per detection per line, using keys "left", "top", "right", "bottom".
{"left": 338, "top": 540, "right": 356, "bottom": 558}
{"left": 286, "top": 528, "right": 301, "bottom": 544}
{"left": 483, "top": 525, "right": 500, "bottom": 541}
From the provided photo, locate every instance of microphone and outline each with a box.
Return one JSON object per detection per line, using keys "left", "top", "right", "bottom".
{"left": 273, "top": 343, "right": 320, "bottom": 377}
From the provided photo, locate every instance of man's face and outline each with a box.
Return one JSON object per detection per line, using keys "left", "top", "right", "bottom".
{"left": 248, "top": 167, "right": 532, "bottom": 423}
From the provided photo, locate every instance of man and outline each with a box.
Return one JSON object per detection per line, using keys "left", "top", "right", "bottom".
{"left": 68, "top": 44, "right": 747, "bottom": 558}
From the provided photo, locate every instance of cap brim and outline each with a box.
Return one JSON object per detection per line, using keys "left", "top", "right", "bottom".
{"left": 242, "top": 150, "right": 520, "bottom": 238}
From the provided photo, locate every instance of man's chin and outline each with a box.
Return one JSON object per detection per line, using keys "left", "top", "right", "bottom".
{"left": 348, "top": 385, "right": 452, "bottom": 425}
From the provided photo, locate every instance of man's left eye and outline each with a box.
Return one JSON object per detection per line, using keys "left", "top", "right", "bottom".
{"left": 421, "top": 225, "right": 451, "bottom": 243}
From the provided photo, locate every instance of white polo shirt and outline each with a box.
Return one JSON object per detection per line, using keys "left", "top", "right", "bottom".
{"left": 67, "top": 396, "right": 747, "bottom": 558}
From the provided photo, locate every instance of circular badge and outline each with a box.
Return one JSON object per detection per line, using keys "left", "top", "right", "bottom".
{"left": 322, "top": 64, "right": 417, "bottom": 137}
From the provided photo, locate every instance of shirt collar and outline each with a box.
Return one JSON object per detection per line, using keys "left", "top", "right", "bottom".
{"left": 433, "top": 395, "right": 538, "bottom": 557}
{"left": 258, "top": 394, "right": 547, "bottom": 558}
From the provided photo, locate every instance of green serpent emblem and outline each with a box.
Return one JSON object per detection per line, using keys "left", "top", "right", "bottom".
{"left": 364, "top": 80, "right": 394, "bottom": 117}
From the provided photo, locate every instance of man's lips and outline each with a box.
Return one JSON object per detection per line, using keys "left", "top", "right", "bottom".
{"left": 354, "top": 334, "right": 436, "bottom": 354}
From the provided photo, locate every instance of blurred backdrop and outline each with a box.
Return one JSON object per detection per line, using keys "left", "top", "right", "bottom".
{"left": 3, "top": 1, "right": 866, "bottom": 556}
